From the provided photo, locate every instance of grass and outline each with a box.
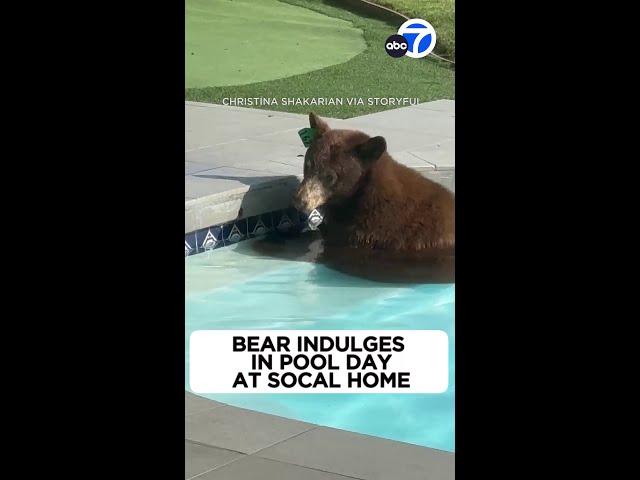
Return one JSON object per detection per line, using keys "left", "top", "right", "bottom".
{"left": 375, "top": 0, "right": 455, "bottom": 61}
{"left": 185, "top": 0, "right": 454, "bottom": 118}
{"left": 185, "top": 0, "right": 366, "bottom": 88}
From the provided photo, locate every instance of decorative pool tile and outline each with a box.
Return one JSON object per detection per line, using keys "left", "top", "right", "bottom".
{"left": 186, "top": 208, "right": 304, "bottom": 257}
{"left": 286, "top": 207, "right": 303, "bottom": 226}
{"left": 274, "top": 209, "right": 299, "bottom": 233}
{"left": 223, "top": 219, "right": 248, "bottom": 245}
{"left": 185, "top": 231, "right": 197, "bottom": 257}
{"left": 248, "top": 213, "right": 273, "bottom": 238}
{"left": 196, "top": 226, "right": 224, "bottom": 253}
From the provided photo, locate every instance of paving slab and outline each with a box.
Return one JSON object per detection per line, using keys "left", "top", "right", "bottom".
{"left": 185, "top": 391, "right": 224, "bottom": 416}
{"left": 196, "top": 455, "right": 357, "bottom": 480}
{"left": 408, "top": 99, "right": 455, "bottom": 113}
{"left": 186, "top": 101, "right": 310, "bottom": 119}
{"left": 256, "top": 426, "right": 455, "bottom": 480}
{"left": 407, "top": 139, "right": 455, "bottom": 170}
{"left": 339, "top": 107, "right": 454, "bottom": 139}
{"left": 251, "top": 128, "right": 315, "bottom": 148}
{"left": 185, "top": 441, "right": 244, "bottom": 479}
{"left": 188, "top": 160, "right": 302, "bottom": 178}
{"left": 330, "top": 121, "right": 451, "bottom": 155}
{"left": 185, "top": 138, "right": 306, "bottom": 168}
{"left": 186, "top": 102, "right": 308, "bottom": 151}
{"left": 185, "top": 161, "right": 217, "bottom": 176}
{"left": 391, "top": 151, "right": 436, "bottom": 169}
{"left": 185, "top": 404, "right": 317, "bottom": 454}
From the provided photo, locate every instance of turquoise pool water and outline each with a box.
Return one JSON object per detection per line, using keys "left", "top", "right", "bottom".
{"left": 185, "top": 239, "right": 455, "bottom": 452}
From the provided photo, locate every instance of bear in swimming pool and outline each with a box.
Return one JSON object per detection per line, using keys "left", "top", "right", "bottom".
{"left": 252, "top": 112, "right": 454, "bottom": 284}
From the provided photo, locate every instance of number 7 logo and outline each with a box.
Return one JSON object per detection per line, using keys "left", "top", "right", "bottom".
{"left": 398, "top": 19, "right": 437, "bottom": 59}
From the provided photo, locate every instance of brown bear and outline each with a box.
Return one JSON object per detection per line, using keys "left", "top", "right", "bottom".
{"left": 249, "top": 112, "right": 454, "bottom": 284}
{"left": 293, "top": 112, "right": 455, "bottom": 256}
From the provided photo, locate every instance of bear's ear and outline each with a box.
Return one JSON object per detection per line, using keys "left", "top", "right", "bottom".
{"left": 354, "top": 136, "right": 386, "bottom": 167}
{"left": 309, "top": 112, "right": 331, "bottom": 135}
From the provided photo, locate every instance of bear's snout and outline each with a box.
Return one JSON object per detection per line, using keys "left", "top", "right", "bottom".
{"left": 293, "top": 178, "right": 328, "bottom": 213}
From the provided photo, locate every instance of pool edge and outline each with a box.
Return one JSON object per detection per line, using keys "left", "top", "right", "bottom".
{"left": 185, "top": 390, "right": 454, "bottom": 479}
{"left": 185, "top": 167, "right": 454, "bottom": 257}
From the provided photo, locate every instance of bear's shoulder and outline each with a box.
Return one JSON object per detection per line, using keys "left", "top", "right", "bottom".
{"left": 335, "top": 155, "right": 455, "bottom": 252}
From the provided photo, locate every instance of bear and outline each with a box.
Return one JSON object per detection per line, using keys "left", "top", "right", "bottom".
{"left": 293, "top": 112, "right": 455, "bottom": 256}
{"left": 248, "top": 112, "right": 455, "bottom": 284}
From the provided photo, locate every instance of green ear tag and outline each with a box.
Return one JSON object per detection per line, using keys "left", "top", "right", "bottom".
{"left": 298, "top": 128, "right": 318, "bottom": 147}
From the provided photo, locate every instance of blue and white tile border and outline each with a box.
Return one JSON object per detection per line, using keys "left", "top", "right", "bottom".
{"left": 185, "top": 207, "right": 303, "bottom": 257}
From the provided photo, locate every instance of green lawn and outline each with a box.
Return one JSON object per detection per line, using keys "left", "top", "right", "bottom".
{"left": 186, "top": 0, "right": 366, "bottom": 88}
{"left": 376, "top": 0, "right": 455, "bottom": 61}
{"left": 185, "top": 0, "right": 454, "bottom": 118}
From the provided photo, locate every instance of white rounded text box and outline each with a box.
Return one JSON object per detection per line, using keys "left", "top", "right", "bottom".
{"left": 189, "top": 330, "right": 448, "bottom": 394}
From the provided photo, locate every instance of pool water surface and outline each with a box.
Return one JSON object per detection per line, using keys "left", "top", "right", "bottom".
{"left": 185, "top": 238, "right": 455, "bottom": 452}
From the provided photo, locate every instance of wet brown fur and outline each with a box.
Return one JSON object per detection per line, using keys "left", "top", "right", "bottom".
{"left": 294, "top": 112, "right": 455, "bottom": 255}
{"left": 249, "top": 112, "right": 455, "bottom": 284}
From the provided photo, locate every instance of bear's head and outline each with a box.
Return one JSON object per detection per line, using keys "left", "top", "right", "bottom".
{"left": 293, "top": 112, "right": 387, "bottom": 214}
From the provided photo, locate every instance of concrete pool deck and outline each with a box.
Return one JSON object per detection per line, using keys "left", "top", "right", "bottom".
{"left": 185, "top": 101, "right": 455, "bottom": 478}
{"left": 185, "top": 100, "right": 454, "bottom": 233}
{"left": 186, "top": 392, "right": 454, "bottom": 480}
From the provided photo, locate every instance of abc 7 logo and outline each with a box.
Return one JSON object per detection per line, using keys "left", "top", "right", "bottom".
{"left": 385, "top": 19, "right": 437, "bottom": 59}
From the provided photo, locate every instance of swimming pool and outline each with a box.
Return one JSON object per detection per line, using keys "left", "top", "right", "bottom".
{"left": 185, "top": 238, "right": 455, "bottom": 452}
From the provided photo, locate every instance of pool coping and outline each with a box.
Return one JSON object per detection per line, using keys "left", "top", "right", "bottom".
{"left": 185, "top": 175, "right": 300, "bottom": 236}
{"left": 184, "top": 167, "right": 454, "bottom": 258}
{"left": 185, "top": 167, "right": 453, "bottom": 233}
{"left": 185, "top": 390, "right": 454, "bottom": 479}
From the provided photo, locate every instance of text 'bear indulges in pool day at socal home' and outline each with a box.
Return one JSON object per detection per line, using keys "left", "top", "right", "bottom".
{"left": 231, "top": 335, "right": 410, "bottom": 389}
{"left": 189, "top": 331, "right": 449, "bottom": 394}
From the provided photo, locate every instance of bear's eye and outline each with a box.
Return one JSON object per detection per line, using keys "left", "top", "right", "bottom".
{"left": 322, "top": 172, "right": 336, "bottom": 185}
